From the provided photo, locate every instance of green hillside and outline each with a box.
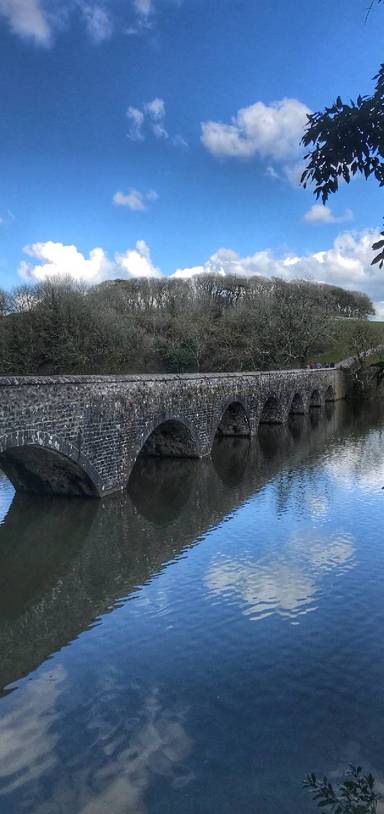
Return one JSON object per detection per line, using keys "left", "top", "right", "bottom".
{"left": 312, "top": 320, "right": 384, "bottom": 365}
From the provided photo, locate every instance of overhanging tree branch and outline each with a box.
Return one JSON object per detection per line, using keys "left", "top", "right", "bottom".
{"left": 300, "top": 53, "right": 384, "bottom": 267}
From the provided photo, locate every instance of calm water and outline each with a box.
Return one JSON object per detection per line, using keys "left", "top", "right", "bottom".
{"left": 1, "top": 403, "right": 384, "bottom": 813}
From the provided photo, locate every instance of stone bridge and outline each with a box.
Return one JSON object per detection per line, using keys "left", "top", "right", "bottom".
{"left": 0, "top": 369, "right": 348, "bottom": 497}
{"left": 0, "top": 400, "right": 361, "bottom": 690}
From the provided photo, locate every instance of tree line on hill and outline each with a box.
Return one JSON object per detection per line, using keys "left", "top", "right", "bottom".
{"left": 0, "top": 274, "right": 375, "bottom": 375}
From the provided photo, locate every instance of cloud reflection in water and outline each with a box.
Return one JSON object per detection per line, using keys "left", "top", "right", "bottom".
{"left": 0, "top": 679, "right": 193, "bottom": 814}
{"left": 205, "top": 530, "right": 355, "bottom": 622}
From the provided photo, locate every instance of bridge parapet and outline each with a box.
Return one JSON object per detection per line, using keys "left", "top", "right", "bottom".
{"left": 0, "top": 369, "right": 348, "bottom": 496}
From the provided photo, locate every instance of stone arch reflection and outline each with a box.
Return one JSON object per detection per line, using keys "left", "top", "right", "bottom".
{"left": 128, "top": 457, "right": 198, "bottom": 525}
{"left": 211, "top": 437, "right": 251, "bottom": 487}
{"left": 309, "top": 409, "right": 321, "bottom": 428}
{"left": 257, "top": 424, "right": 288, "bottom": 461}
{"left": 0, "top": 486, "right": 201, "bottom": 692}
{"left": 288, "top": 415, "right": 305, "bottom": 441}
{"left": 0, "top": 493, "right": 97, "bottom": 624}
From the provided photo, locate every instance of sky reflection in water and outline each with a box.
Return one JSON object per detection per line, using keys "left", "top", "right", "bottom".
{"left": 1, "top": 403, "right": 384, "bottom": 813}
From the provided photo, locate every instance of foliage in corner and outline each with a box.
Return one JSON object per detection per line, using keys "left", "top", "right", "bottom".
{"left": 304, "top": 765, "right": 381, "bottom": 813}
{"left": 300, "top": 46, "right": 384, "bottom": 267}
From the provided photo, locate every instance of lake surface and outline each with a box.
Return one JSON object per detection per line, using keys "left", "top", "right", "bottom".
{"left": 1, "top": 402, "right": 384, "bottom": 813}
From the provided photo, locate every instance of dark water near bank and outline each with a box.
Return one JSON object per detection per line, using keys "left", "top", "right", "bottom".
{"left": 1, "top": 403, "right": 384, "bottom": 813}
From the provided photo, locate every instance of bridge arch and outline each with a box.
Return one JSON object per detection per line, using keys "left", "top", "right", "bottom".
{"left": 136, "top": 417, "right": 200, "bottom": 461}
{"left": 289, "top": 392, "right": 306, "bottom": 415}
{"left": 310, "top": 388, "right": 322, "bottom": 408}
{"left": 0, "top": 432, "right": 101, "bottom": 497}
{"left": 216, "top": 400, "right": 251, "bottom": 437}
{"left": 259, "top": 394, "right": 282, "bottom": 425}
{"left": 325, "top": 384, "right": 336, "bottom": 401}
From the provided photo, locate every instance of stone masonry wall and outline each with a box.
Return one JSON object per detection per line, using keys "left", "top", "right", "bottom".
{"left": 0, "top": 369, "right": 348, "bottom": 496}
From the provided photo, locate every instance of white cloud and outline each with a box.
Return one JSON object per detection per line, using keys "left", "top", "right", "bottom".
{"left": 173, "top": 246, "right": 296, "bottom": 280}
{"left": 113, "top": 188, "right": 158, "bottom": 211}
{"left": 134, "top": 0, "right": 152, "bottom": 16}
{"left": 173, "top": 230, "right": 377, "bottom": 284}
{"left": 152, "top": 122, "right": 168, "bottom": 139}
{"left": 19, "top": 239, "right": 162, "bottom": 282}
{"left": 144, "top": 97, "right": 165, "bottom": 121}
{"left": 19, "top": 241, "right": 114, "bottom": 282}
{"left": 115, "top": 240, "right": 161, "bottom": 278}
{"left": 125, "top": 0, "right": 154, "bottom": 35}
{"left": 171, "top": 134, "right": 188, "bottom": 149}
{"left": 113, "top": 190, "right": 146, "bottom": 211}
{"left": 0, "top": 665, "right": 66, "bottom": 794}
{"left": 0, "top": 678, "right": 192, "bottom": 814}
{"left": 128, "top": 97, "right": 168, "bottom": 140}
{"left": 264, "top": 159, "right": 308, "bottom": 188}
{"left": 205, "top": 529, "right": 354, "bottom": 622}
{"left": 0, "top": 0, "right": 113, "bottom": 45}
{"left": 126, "top": 106, "right": 145, "bottom": 141}
{"left": 201, "top": 97, "right": 311, "bottom": 162}
{"left": 127, "top": 0, "right": 184, "bottom": 36}
{"left": 0, "top": 0, "right": 51, "bottom": 45}
{"left": 265, "top": 165, "right": 279, "bottom": 180}
{"left": 17, "top": 229, "right": 384, "bottom": 314}
{"left": 80, "top": 4, "right": 112, "bottom": 43}
{"left": 304, "top": 204, "right": 354, "bottom": 225}
{"left": 126, "top": 98, "right": 186, "bottom": 146}
{"left": 282, "top": 159, "right": 307, "bottom": 187}
{"left": 173, "top": 229, "right": 384, "bottom": 315}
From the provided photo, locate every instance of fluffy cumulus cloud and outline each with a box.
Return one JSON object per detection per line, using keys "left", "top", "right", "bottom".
{"left": 172, "top": 246, "right": 304, "bottom": 280}
{"left": 19, "top": 241, "right": 114, "bottom": 282}
{"left": 113, "top": 188, "right": 158, "bottom": 211}
{"left": 0, "top": 0, "right": 113, "bottom": 45}
{"left": 201, "top": 97, "right": 311, "bottom": 162}
{"left": 201, "top": 97, "right": 311, "bottom": 186}
{"left": 304, "top": 204, "right": 354, "bottom": 225}
{"left": 17, "top": 229, "right": 384, "bottom": 315}
{"left": 115, "top": 240, "right": 161, "bottom": 278}
{"left": 173, "top": 229, "right": 384, "bottom": 316}
{"left": 19, "top": 239, "right": 161, "bottom": 281}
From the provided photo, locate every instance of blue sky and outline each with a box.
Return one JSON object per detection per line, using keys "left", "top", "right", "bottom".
{"left": 1, "top": 0, "right": 384, "bottom": 312}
